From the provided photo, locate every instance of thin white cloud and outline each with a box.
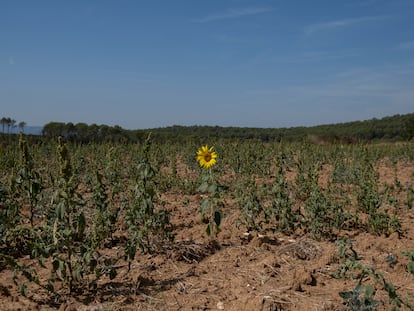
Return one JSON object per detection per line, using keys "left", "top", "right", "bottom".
{"left": 397, "top": 40, "right": 414, "bottom": 50}
{"left": 194, "top": 7, "right": 271, "bottom": 23}
{"left": 8, "top": 57, "right": 15, "bottom": 65}
{"left": 244, "top": 48, "right": 359, "bottom": 68}
{"left": 304, "top": 16, "right": 387, "bottom": 34}
{"left": 244, "top": 62, "right": 414, "bottom": 125}
{"left": 355, "top": 0, "right": 379, "bottom": 7}
{"left": 300, "top": 65, "right": 412, "bottom": 98}
{"left": 287, "top": 49, "right": 359, "bottom": 63}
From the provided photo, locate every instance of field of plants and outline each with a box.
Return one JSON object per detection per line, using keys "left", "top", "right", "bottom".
{"left": 1, "top": 134, "right": 414, "bottom": 310}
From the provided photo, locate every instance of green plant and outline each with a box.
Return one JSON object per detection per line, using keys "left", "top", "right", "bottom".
{"left": 367, "top": 211, "right": 400, "bottom": 237}
{"left": 0, "top": 252, "right": 54, "bottom": 296}
{"left": 355, "top": 152, "right": 401, "bottom": 236}
{"left": 15, "top": 134, "right": 43, "bottom": 227}
{"left": 197, "top": 145, "right": 225, "bottom": 237}
{"left": 335, "top": 239, "right": 412, "bottom": 310}
{"left": 1, "top": 138, "right": 120, "bottom": 296}
{"left": 303, "top": 175, "right": 346, "bottom": 240}
{"left": 405, "top": 183, "right": 414, "bottom": 209}
{"left": 50, "top": 137, "right": 118, "bottom": 293}
{"left": 400, "top": 250, "right": 414, "bottom": 276}
{"left": 1, "top": 136, "right": 48, "bottom": 260}
{"left": 125, "top": 134, "right": 173, "bottom": 265}
{"left": 50, "top": 137, "right": 87, "bottom": 293}
{"left": 268, "top": 153, "right": 298, "bottom": 233}
{"left": 236, "top": 180, "right": 266, "bottom": 233}
{"left": 0, "top": 181, "right": 21, "bottom": 247}
{"left": 198, "top": 169, "right": 225, "bottom": 237}
{"left": 91, "top": 171, "right": 120, "bottom": 248}
{"left": 340, "top": 282, "right": 379, "bottom": 311}
{"left": 333, "top": 238, "right": 363, "bottom": 280}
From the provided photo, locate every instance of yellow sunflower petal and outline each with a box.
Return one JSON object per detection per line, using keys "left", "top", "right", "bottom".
{"left": 196, "top": 145, "right": 217, "bottom": 169}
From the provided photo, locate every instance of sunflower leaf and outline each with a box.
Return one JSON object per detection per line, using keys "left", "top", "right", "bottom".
{"left": 208, "top": 184, "right": 217, "bottom": 194}
{"left": 206, "top": 223, "right": 212, "bottom": 236}
{"left": 198, "top": 182, "right": 209, "bottom": 193}
{"left": 200, "top": 199, "right": 210, "bottom": 215}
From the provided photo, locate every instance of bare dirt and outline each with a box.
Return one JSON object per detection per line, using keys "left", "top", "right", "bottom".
{"left": 1, "top": 159, "right": 414, "bottom": 311}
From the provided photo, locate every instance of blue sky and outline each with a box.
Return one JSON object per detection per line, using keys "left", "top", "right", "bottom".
{"left": 1, "top": 0, "right": 414, "bottom": 129}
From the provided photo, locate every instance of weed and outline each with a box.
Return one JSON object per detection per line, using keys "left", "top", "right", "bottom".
{"left": 400, "top": 250, "right": 414, "bottom": 276}
{"left": 125, "top": 134, "right": 173, "bottom": 264}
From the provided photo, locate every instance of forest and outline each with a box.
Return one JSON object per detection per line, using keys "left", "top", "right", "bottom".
{"left": 6, "top": 112, "right": 411, "bottom": 144}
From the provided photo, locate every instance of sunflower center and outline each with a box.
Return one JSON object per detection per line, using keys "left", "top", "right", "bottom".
{"left": 204, "top": 154, "right": 212, "bottom": 162}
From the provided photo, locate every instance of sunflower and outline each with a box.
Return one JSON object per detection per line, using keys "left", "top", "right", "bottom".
{"left": 196, "top": 145, "right": 217, "bottom": 169}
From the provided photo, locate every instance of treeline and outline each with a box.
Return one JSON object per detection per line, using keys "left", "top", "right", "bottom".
{"left": 37, "top": 112, "right": 414, "bottom": 143}
{"left": 153, "top": 113, "right": 414, "bottom": 142}
{"left": 42, "top": 122, "right": 148, "bottom": 143}
{"left": 0, "top": 117, "right": 26, "bottom": 134}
